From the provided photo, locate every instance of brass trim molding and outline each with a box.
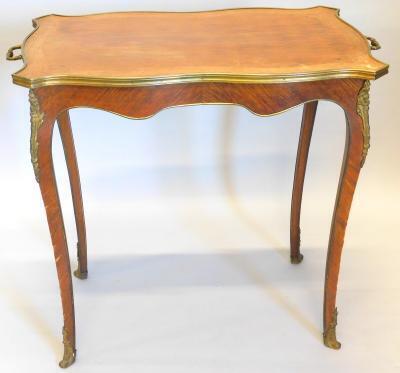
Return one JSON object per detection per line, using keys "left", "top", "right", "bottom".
{"left": 12, "top": 69, "right": 388, "bottom": 89}
{"left": 357, "top": 80, "right": 371, "bottom": 167}
{"left": 9, "top": 7, "right": 389, "bottom": 89}
{"left": 59, "top": 326, "right": 76, "bottom": 368}
{"left": 323, "top": 307, "right": 341, "bottom": 349}
{"left": 29, "top": 89, "right": 44, "bottom": 182}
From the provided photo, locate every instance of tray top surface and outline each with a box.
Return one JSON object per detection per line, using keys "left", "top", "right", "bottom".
{"left": 11, "top": 7, "right": 388, "bottom": 88}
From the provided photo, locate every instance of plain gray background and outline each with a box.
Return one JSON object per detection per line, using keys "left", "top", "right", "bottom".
{"left": 1, "top": 1, "right": 399, "bottom": 372}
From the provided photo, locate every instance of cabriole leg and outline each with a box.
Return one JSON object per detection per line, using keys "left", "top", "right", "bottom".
{"left": 57, "top": 111, "right": 88, "bottom": 280}
{"left": 323, "top": 81, "right": 370, "bottom": 349}
{"left": 290, "top": 101, "right": 318, "bottom": 264}
{"left": 30, "top": 90, "right": 76, "bottom": 367}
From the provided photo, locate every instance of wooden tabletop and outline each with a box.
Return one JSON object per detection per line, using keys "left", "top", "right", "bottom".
{"left": 11, "top": 7, "right": 388, "bottom": 88}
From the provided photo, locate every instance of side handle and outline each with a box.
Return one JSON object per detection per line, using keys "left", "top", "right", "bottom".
{"left": 366, "top": 36, "right": 381, "bottom": 50}
{"left": 6, "top": 45, "right": 22, "bottom": 61}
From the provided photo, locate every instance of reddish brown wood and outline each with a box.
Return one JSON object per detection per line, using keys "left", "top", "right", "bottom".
{"left": 290, "top": 101, "right": 318, "bottom": 263}
{"left": 36, "top": 109, "right": 76, "bottom": 367}
{"left": 323, "top": 95, "right": 364, "bottom": 348}
{"left": 32, "top": 77, "right": 365, "bottom": 365}
{"left": 57, "top": 111, "right": 88, "bottom": 279}
{"left": 34, "top": 79, "right": 361, "bottom": 119}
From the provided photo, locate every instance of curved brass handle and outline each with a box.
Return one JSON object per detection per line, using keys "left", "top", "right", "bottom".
{"left": 366, "top": 36, "right": 381, "bottom": 50}
{"left": 6, "top": 45, "right": 22, "bottom": 61}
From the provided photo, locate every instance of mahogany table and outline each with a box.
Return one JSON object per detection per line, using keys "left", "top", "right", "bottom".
{"left": 7, "top": 7, "right": 388, "bottom": 368}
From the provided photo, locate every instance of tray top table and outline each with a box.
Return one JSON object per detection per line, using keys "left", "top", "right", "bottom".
{"left": 11, "top": 7, "right": 387, "bottom": 87}
{"left": 7, "top": 6, "right": 388, "bottom": 368}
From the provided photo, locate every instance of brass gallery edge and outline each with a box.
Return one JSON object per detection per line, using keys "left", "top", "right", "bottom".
{"left": 12, "top": 70, "right": 388, "bottom": 89}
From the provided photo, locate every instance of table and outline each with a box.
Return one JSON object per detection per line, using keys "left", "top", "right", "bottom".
{"left": 7, "top": 7, "right": 388, "bottom": 368}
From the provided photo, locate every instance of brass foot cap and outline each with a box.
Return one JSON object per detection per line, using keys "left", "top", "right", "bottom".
{"left": 323, "top": 335, "right": 342, "bottom": 350}
{"left": 73, "top": 268, "right": 88, "bottom": 280}
{"left": 290, "top": 253, "right": 304, "bottom": 264}
{"left": 59, "top": 350, "right": 76, "bottom": 369}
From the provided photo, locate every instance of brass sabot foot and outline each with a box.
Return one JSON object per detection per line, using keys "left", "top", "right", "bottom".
{"left": 74, "top": 247, "right": 88, "bottom": 279}
{"left": 323, "top": 334, "right": 341, "bottom": 350}
{"left": 323, "top": 308, "right": 341, "bottom": 350}
{"left": 73, "top": 268, "right": 88, "bottom": 280}
{"left": 59, "top": 327, "right": 76, "bottom": 368}
{"left": 290, "top": 253, "right": 304, "bottom": 264}
{"left": 59, "top": 351, "right": 76, "bottom": 369}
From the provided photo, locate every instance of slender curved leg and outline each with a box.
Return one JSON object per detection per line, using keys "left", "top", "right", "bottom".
{"left": 323, "top": 81, "right": 369, "bottom": 349}
{"left": 30, "top": 90, "right": 76, "bottom": 367}
{"left": 57, "top": 111, "right": 88, "bottom": 280}
{"left": 290, "top": 101, "right": 318, "bottom": 263}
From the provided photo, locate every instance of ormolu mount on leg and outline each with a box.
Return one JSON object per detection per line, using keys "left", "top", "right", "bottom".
{"left": 357, "top": 80, "right": 371, "bottom": 167}
{"left": 29, "top": 89, "right": 44, "bottom": 182}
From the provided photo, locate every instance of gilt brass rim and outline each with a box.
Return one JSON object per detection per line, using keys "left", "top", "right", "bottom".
{"left": 10, "top": 7, "right": 389, "bottom": 89}
{"left": 12, "top": 69, "right": 387, "bottom": 89}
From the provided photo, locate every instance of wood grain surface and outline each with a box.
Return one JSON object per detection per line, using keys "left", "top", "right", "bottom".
{"left": 13, "top": 7, "right": 388, "bottom": 88}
